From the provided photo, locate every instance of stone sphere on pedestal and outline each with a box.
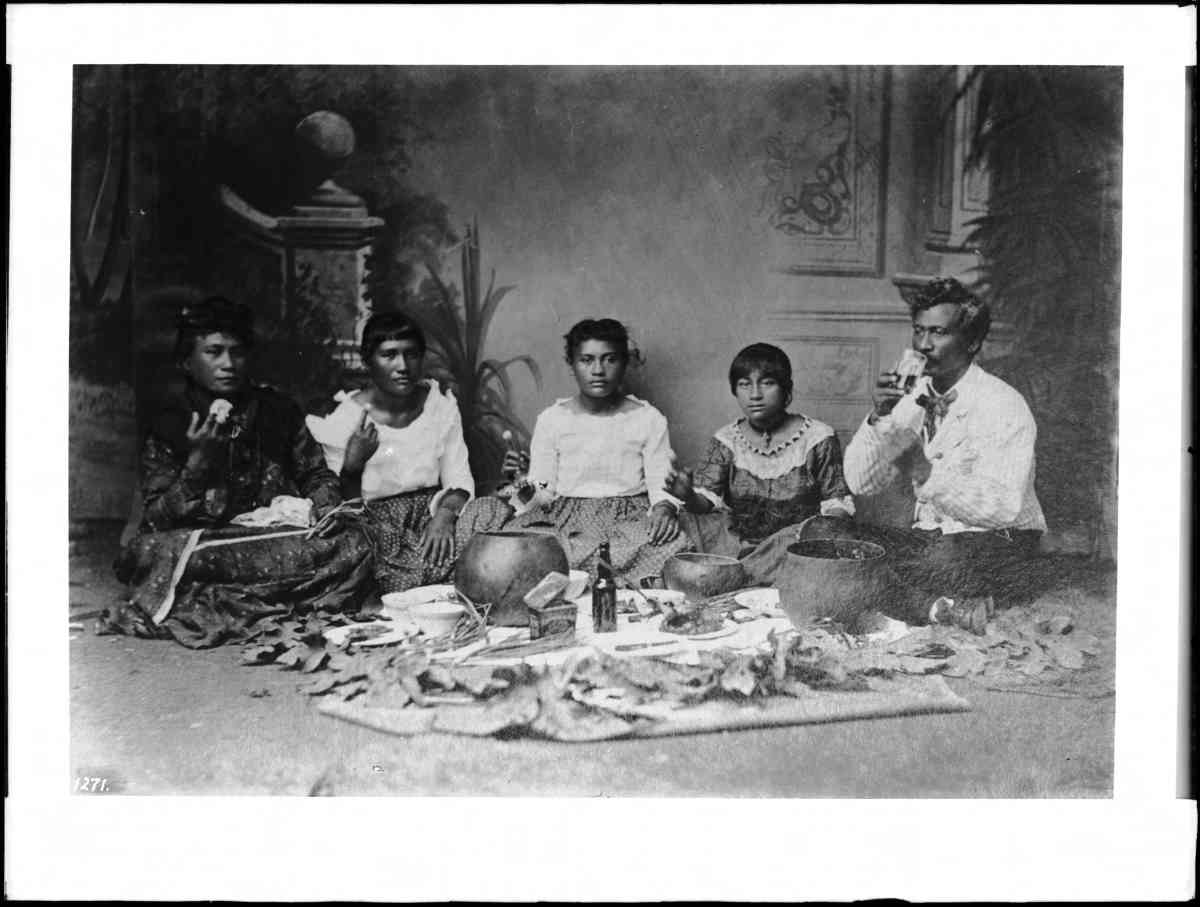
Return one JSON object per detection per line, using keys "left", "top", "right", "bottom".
{"left": 295, "top": 111, "right": 356, "bottom": 168}
{"left": 293, "top": 111, "right": 364, "bottom": 215}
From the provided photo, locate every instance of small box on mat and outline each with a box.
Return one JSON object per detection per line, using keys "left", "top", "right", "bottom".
{"left": 528, "top": 599, "right": 578, "bottom": 641}
{"left": 524, "top": 571, "right": 571, "bottom": 609}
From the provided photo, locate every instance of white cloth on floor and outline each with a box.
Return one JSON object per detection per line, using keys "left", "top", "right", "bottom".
{"left": 230, "top": 495, "right": 314, "bottom": 528}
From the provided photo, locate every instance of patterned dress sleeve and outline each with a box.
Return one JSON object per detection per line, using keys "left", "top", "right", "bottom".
{"left": 139, "top": 434, "right": 211, "bottom": 531}
{"left": 807, "top": 433, "right": 856, "bottom": 517}
{"left": 291, "top": 421, "right": 343, "bottom": 516}
{"left": 692, "top": 435, "right": 733, "bottom": 512}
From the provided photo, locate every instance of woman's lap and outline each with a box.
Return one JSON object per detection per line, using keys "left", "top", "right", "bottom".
{"left": 509, "top": 495, "right": 691, "bottom": 581}
{"left": 368, "top": 492, "right": 511, "bottom": 594}
{"left": 106, "top": 517, "right": 375, "bottom": 647}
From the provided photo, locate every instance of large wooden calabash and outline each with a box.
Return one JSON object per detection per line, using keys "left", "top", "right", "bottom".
{"left": 454, "top": 530, "right": 570, "bottom": 627}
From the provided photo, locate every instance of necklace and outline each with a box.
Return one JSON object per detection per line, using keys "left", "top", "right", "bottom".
{"left": 751, "top": 414, "right": 787, "bottom": 449}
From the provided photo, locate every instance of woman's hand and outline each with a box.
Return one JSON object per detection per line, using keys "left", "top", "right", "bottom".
{"left": 501, "top": 449, "right": 530, "bottom": 480}
{"left": 647, "top": 501, "right": 681, "bottom": 546}
{"left": 420, "top": 507, "right": 458, "bottom": 569}
{"left": 185, "top": 410, "right": 230, "bottom": 467}
{"left": 342, "top": 409, "right": 379, "bottom": 476}
{"left": 662, "top": 458, "right": 695, "bottom": 504}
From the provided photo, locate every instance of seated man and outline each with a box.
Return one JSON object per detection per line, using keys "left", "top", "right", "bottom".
{"left": 840, "top": 277, "right": 1047, "bottom": 631}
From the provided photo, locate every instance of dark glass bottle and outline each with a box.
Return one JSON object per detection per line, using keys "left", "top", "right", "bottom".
{"left": 591, "top": 541, "right": 617, "bottom": 633}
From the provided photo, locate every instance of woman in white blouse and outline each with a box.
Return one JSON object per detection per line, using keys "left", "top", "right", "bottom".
{"left": 502, "top": 318, "right": 691, "bottom": 583}
{"left": 306, "top": 313, "right": 508, "bottom": 593}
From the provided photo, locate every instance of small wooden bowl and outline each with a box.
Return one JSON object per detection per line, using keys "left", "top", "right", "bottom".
{"left": 662, "top": 553, "right": 747, "bottom": 599}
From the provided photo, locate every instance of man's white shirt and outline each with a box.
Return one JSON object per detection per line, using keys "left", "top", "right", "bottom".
{"left": 843, "top": 363, "right": 1047, "bottom": 534}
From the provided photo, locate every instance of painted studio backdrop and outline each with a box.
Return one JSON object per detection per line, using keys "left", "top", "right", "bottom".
{"left": 69, "top": 65, "right": 1121, "bottom": 550}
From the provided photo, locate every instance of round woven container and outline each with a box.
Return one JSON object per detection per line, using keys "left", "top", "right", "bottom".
{"left": 777, "top": 538, "right": 889, "bottom": 628}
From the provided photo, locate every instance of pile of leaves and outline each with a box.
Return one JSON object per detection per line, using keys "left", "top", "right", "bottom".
{"left": 238, "top": 592, "right": 1110, "bottom": 742}
{"left": 241, "top": 613, "right": 368, "bottom": 684}
{"left": 299, "top": 629, "right": 897, "bottom": 741}
{"left": 830, "top": 601, "right": 1110, "bottom": 698}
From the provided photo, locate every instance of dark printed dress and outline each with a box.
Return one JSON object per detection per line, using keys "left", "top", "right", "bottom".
{"left": 104, "top": 382, "right": 375, "bottom": 647}
{"left": 678, "top": 414, "right": 855, "bottom": 580}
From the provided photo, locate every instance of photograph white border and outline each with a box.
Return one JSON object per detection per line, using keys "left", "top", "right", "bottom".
{"left": 7, "top": 5, "right": 1195, "bottom": 901}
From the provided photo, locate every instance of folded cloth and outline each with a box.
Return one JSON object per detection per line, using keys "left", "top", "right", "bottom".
{"left": 230, "top": 495, "right": 314, "bottom": 529}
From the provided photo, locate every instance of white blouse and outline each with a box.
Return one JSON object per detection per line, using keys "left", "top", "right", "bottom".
{"left": 521, "top": 395, "right": 682, "bottom": 514}
{"left": 305, "top": 380, "right": 474, "bottom": 511}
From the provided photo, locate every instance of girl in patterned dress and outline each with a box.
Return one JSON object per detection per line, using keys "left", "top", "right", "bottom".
{"left": 306, "top": 313, "right": 508, "bottom": 593}
{"left": 665, "top": 343, "right": 854, "bottom": 583}
{"left": 501, "top": 318, "right": 691, "bottom": 583}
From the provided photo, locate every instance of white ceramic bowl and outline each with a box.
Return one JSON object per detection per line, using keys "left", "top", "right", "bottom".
{"left": 564, "top": 570, "right": 590, "bottom": 600}
{"left": 733, "top": 588, "right": 782, "bottom": 612}
{"left": 381, "top": 584, "right": 458, "bottom": 614}
{"left": 410, "top": 601, "right": 467, "bottom": 638}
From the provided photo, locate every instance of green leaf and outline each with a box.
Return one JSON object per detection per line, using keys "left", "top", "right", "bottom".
{"left": 480, "top": 354, "right": 542, "bottom": 390}
{"left": 1042, "top": 638, "right": 1085, "bottom": 670}
{"left": 300, "top": 674, "right": 341, "bottom": 695}
{"left": 241, "top": 645, "right": 280, "bottom": 665}
{"left": 421, "top": 664, "right": 457, "bottom": 691}
{"left": 301, "top": 647, "right": 330, "bottom": 674}
{"left": 398, "top": 673, "right": 428, "bottom": 707}
{"left": 276, "top": 645, "right": 306, "bottom": 669}
{"left": 476, "top": 284, "right": 518, "bottom": 358}
{"left": 476, "top": 359, "right": 515, "bottom": 402}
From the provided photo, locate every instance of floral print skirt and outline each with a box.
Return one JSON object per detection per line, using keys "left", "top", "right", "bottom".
{"left": 104, "top": 511, "right": 375, "bottom": 648}
{"left": 507, "top": 494, "right": 691, "bottom": 583}
{"left": 368, "top": 489, "right": 512, "bottom": 594}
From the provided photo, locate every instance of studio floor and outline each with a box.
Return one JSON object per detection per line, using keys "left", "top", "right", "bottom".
{"left": 69, "top": 523, "right": 1116, "bottom": 797}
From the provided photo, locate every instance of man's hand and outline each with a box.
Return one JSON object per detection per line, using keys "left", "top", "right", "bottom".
{"left": 869, "top": 371, "right": 907, "bottom": 422}
{"left": 647, "top": 501, "right": 681, "bottom": 545}
{"left": 419, "top": 508, "right": 457, "bottom": 569}
{"left": 342, "top": 409, "right": 379, "bottom": 476}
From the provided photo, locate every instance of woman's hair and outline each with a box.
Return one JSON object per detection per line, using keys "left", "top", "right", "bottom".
{"left": 908, "top": 277, "right": 992, "bottom": 351}
{"left": 728, "top": 343, "right": 794, "bottom": 397}
{"left": 360, "top": 311, "right": 427, "bottom": 360}
{"left": 175, "top": 296, "right": 255, "bottom": 358}
{"left": 563, "top": 318, "right": 632, "bottom": 363}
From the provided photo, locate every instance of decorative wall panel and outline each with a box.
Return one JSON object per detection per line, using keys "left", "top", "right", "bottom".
{"left": 781, "top": 337, "right": 877, "bottom": 406}
{"left": 760, "top": 66, "right": 890, "bottom": 276}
